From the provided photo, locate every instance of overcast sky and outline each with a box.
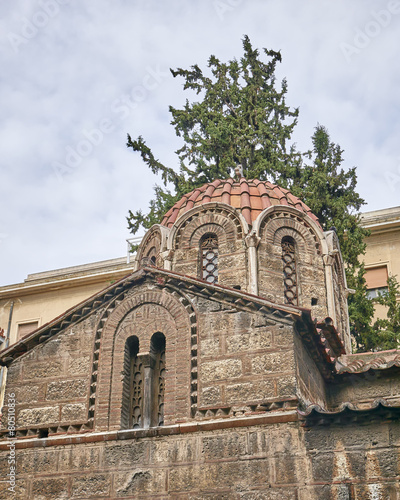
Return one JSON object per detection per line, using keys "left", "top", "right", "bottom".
{"left": 1, "top": 0, "right": 399, "bottom": 286}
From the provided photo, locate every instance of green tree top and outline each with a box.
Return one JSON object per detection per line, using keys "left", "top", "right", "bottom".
{"left": 127, "top": 35, "right": 300, "bottom": 233}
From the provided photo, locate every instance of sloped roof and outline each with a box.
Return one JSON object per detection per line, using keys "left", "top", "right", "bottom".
{"left": 0, "top": 266, "right": 337, "bottom": 379}
{"left": 161, "top": 178, "right": 321, "bottom": 228}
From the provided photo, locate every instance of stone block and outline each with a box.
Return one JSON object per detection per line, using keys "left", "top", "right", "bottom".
{"left": 0, "top": 477, "right": 27, "bottom": 499}
{"left": 71, "top": 473, "right": 111, "bottom": 498}
{"left": 252, "top": 350, "right": 294, "bottom": 374}
{"left": 310, "top": 451, "right": 335, "bottom": 482}
{"left": 226, "top": 379, "right": 275, "bottom": 404}
{"left": 103, "top": 441, "right": 147, "bottom": 467}
{"left": 200, "top": 386, "right": 221, "bottom": 406}
{"left": 273, "top": 453, "right": 302, "bottom": 484}
{"left": 114, "top": 469, "right": 166, "bottom": 496}
{"left": 61, "top": 403, "right": 86, "bottom": 421}
{"left": 201, "top": 459, "right": 270, "bottom": 489}
{"left": 32, "top": 477, "right": 69, "bottom": 499}
{"left": 68, "top": 355, "right": 91, "bottom": 375}
{"left": 169, "top": 465, "right": 201, "bottom": 492}
{"left": 17, "top": 449, "right": 58, "bottom": 474}
{"left": 13, "top": 384, "right": 40, "bottom": 404}
{"left": 16, "top": 406, "right": 59, "bottom": 427}
{"left": 202, "top": 359, "right": 242, "bottom": 383}
{"left": 200, "top": 338, "right": 220, "bottom": 355}
{"left": 276, "top": 375, "right": 296, "bottom": 397}
{"left": 46, "top": 379, "right": 88, "bottom": 400}
{"left": 240, "top": 489, "right": 297, "bottom": 500}
{"left": 24, "top": 361, "right": 62, "bottom": 379}
{"left": 202, "top": 433, "right": 247, "bottom": 459}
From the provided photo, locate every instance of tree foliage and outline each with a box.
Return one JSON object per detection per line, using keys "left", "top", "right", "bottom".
{"left": 127, "top": 35, "right": 385, "bottom": 351}
{"left": 365, "top": 275, "right": 400, "bottom": 351}
{"left": 127, "top": 35, "right": 300, "bottom": 232}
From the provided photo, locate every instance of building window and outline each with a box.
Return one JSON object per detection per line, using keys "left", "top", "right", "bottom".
{"left": 121, "top": 336, "right": 143, "bottom": 429}
{"left": 121, "top": 334, "right": 166, "bottom": 430}
{"left": 282, "top": 236, "right": 298, "bottom": 305}
{"left": 200, "top": 234, "right": 218, "bottom": 283}
{"left": 150, "top": 332, "right": 166, "bottom": 427}
{"left": 365, "top": 265, "right": 388, "bottom": 299}
{"left": 17, "top": 321, "right": 39, "bottom": 340}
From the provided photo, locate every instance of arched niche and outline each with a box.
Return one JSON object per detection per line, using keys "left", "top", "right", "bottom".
{"left": 167, "top": 203, "right": 250, "bottom": 290}
{"left": 254, "top": 206, "right": 329, "bottom": 315}
{"left": 135, "top": 224, "right": 170, "bottom": 270}
{"left": 95, "top": 287, "right": 195, "bottom": 431}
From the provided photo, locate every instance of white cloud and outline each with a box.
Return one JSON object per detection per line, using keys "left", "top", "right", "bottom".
{"left": 1, "top": 0, "right": 400, "bottom": 285}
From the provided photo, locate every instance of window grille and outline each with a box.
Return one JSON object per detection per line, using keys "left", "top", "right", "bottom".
{"left": 200, "top": 234, "right": 218, "bottom": 284}
{"left": 282, "top": 237, "right": 298, "bottom": 305}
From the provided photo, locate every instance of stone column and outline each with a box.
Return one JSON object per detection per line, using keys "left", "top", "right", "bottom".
{"left": 245, "top": 232, "right": 261, "bottom": 296}
{"left": 138, "top": 353, "right": 155, "bottom": 429}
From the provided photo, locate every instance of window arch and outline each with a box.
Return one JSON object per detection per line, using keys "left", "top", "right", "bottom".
{"left": 200, "top": 233, "right": 219, "bottom": 283}
{"left": 121, "top": 336, "right": 143, "bottom": 429}
{"left": 281, "top": 236, "right": 298, "bottom": 305}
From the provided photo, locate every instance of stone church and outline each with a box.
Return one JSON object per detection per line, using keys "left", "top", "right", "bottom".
{"left": 1, "top": 177, "right": 400, "bottom": 499}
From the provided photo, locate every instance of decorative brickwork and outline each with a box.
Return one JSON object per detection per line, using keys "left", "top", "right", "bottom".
{"left": 95, "top": 284, "right": 197, "bottom": 431}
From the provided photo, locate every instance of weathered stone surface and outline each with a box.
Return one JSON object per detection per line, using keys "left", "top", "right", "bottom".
{"left": 202, "top": 433, "right": 246, "bottom": 459}
{"left": 169, "top": 465, "right": 201, "bottom": 492}
{"left": 24, "top": 361, "right": 62, "bottom": 379}
{"left": 0, "top": 477, "right": 27, "bottom": 499}
{"left": 252, "top": 350, "right": 294, "bottom": 374}
{"left": 103, "top": 441, "right": 147, "bottom": 467}
{"left": 16, "top": 449, "right": 58, "bottom": 474}
{"left": 68, "top": 355, "right": 91, "bottom": 375}
{"left": 276, "top": 375, "right": 296, "bottom": 396}
{"left": 16, "top": 406, "right": 59, "bottom": 426}
{"left": 202, "top": 359, "right": 242, "bottom": 382}
{"left": 61, "top": 403, "right": 86, "bottom": 421}
{"left": 32, "top": 478, "right": 69, "bottom": 500}
{"left": 46, "top": 379, "right": 87, "bottom": 400}
{"left": 71, "top": 473, "right": 110, "bottom": 498}
{"left": 226, "top": 379, "right": 275, "bottom": 403}
{"left": 200, "top": 386, "right": 221, "bottom": 406}
{"left": 13, "top": 384, "right": 40, "bottom": 404}
{"left": 114, "top": 469, "right": 166, "bottom": 496}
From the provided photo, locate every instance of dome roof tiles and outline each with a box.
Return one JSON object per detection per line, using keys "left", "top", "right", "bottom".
{"left": 161, "top": 178, "right": 321, "bottom": 229}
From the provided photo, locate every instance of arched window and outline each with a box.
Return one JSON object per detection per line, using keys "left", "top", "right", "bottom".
{"left": 150, "top": 332, "right": 166, "bottom": 427}
{"left": 121, "top": 336, "right": 143, "bottom": 429}
{"left": 200, "top": 233, "right": 219, "bottom": 283}
{"left": 121, "top": 333, "right": 166, "bottom": 430}
{"left": 281, "top": 236, "right": 298, "bottom": 305}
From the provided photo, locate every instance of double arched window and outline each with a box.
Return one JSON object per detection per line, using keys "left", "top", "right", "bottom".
{"left": 281, "top": 236, "right": 298, "bottom": 305}
{"left": 122, "top": 333, "right": 166, "bottom": 429}
{"left": 200, "top": 233, "right": 218, "bottom": 284}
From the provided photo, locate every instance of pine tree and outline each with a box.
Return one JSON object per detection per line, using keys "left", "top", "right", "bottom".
{"left": 127, "top": 35, "right": 300, "bottom": 234}
{"left": 288, "top": 125, "right": 375, "bottom": 351}
{"left": 126, "top": 37, "right": 379, "bottom": 350}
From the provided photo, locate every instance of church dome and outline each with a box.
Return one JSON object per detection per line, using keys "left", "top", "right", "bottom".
{"left": 161, "top": 178, "right": 320, "bottom": 228}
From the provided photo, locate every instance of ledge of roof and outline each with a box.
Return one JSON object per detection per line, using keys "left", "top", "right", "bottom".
{"left": 298, "top": 398, "right": 400, "bottom": 426}
{"left": 335, "top": 349, "right": 400, "bottom": 375}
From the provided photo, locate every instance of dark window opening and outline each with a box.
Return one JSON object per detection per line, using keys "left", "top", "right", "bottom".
{"left": 150, "top": 332, "right": 166, "bottom": 427}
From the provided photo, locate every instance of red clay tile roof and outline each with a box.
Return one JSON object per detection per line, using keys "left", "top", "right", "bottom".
{"left": 161, "top": 178, "right": 321, "bottom": 228}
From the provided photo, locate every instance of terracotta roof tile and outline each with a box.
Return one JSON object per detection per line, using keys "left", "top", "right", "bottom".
{"left": 161, "top": 178, "right": 321, "bottom": 229}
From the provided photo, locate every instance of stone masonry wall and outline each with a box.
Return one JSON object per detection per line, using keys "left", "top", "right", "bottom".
{"left": 1, "top": 417, "right": 400, "bottom": 499}
{"left": 0, "top": 313, "right": 97, "bottom": 435}
{"left": 196, "top": 296, "right": 297, "bottom": 416}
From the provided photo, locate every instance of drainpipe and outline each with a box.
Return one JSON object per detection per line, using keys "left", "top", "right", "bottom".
{"left": 0, "top": 301, "right": 14, "bottom": 395}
